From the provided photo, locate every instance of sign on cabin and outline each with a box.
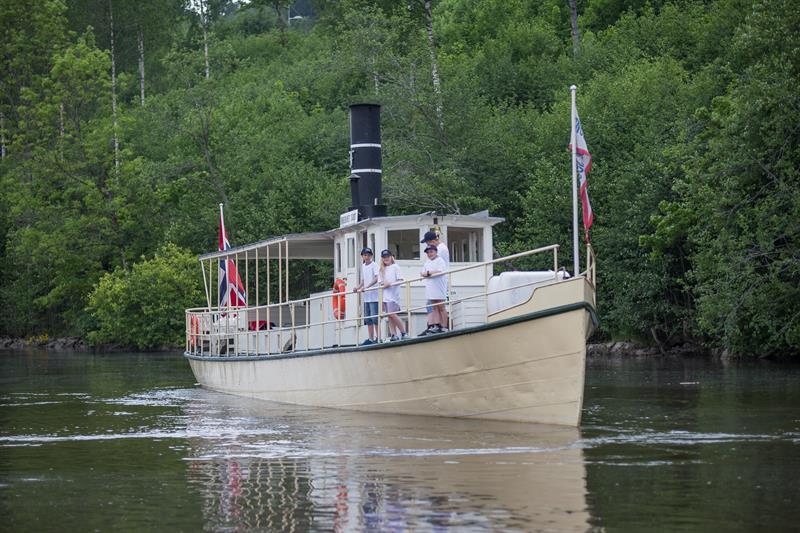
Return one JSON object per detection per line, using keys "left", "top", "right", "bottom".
{"left": 340, "top": 209, "right": 359, "bottom": 228}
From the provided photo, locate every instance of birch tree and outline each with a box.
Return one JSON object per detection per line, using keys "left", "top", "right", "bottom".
{"left": 569, "top": 0, "right": 580, "bottom": 56}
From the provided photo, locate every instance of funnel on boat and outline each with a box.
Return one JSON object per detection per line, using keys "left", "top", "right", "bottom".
{"left": 348, "top": 103, "right": 386, "bottom": 219}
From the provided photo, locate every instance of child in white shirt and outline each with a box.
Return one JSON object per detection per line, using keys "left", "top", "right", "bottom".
{"left": 353, "top": 247, "right": 379, "bottom": 344}
{"left": 420, "top": 244, "right": 448, "bottom": 335}
{"left": 379, "top": 249, "right": 407, "bottom": 341}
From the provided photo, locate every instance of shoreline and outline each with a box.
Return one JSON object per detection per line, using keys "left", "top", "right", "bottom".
{"left": 0, "top": 337, "right": 174, "bottom": 353}
{"left": 1, "top": 335, "right": 709, "bottom": 357}
{"left": 588, "top": 340, "right": 711, "bottom": 358}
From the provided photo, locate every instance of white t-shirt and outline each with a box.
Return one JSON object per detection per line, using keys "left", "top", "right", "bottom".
{"left": 361, "top": 261, "right": 379, "bottom": 303}
{"left": 437, "top": 242, "right": 450, "bottom": 266}
{"left": 421, "top": 256, "right": 447, "bottom": 300}
{"left": 379, "top": 263, "right": 403, "bottom": 304}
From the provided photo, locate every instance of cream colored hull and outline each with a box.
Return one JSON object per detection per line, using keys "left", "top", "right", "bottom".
{"left": 187, "top": 288, "right": 595, "bottom": 426}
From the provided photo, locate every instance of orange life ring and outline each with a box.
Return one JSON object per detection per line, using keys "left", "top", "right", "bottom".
{"left": 332, "top": 278, "right": 346, "bottom": 320}
{"left": 189, "top": 315, "right": 199, "bottom": 347}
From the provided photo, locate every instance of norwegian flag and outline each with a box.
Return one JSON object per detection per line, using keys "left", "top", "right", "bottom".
{"left": 569, "top": 112, "right": 594, "bottom": 242}
{"left": 218, "top": 204, "right": 247, "bottom": 308}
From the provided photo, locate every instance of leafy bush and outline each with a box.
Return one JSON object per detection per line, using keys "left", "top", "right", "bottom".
{"left": 86, "top": 244, "right": 203, "bottom": 349}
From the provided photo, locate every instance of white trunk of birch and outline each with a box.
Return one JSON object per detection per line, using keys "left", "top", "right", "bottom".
{"left": 0, "top": 111, "right": 5, "bottom": 159}
{"left": 423, "top": 0, "right": 443, "bottom": 131}
{"left": 199, "top": 0, "right": 210, "bottom": 79}
{"left": 138, "top": 28, "right": 145, "bottom": 105}
{"left": 569, "top": 0, "right": 581, "bottom": 57}
{"left": 109, "top": 0, "right": 119, "bottom": 169}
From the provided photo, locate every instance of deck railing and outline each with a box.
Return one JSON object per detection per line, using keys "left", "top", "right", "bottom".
{"left": 186, "top": 243, "right": 593, "bottom": 357}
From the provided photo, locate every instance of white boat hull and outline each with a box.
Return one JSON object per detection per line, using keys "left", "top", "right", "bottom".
{"left": 187, "top": 279, "right": 595, "bottom": 426}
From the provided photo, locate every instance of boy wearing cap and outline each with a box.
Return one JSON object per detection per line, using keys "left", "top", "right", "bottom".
{"left": 419, "top": 244, "right": 448, "bottom": 335}
{"left": 420, "top": 230, "right": 450, "bottom": 333}
{"left": 421, "top": 230, "right": 450, "bottom": 267}
{"left": 353, "top": 247, "right": 379, "bottom": 345}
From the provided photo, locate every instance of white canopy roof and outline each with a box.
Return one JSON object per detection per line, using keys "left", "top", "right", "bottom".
{"left": 198, "top": 232, "right": 334, "bottom": 261}
{"left": 198, "top": 211, "right": 504, "bottom": 262}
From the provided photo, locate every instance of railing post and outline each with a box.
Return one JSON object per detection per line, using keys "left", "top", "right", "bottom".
{"left": 321, "top": 296, "right": 326, "bottom": 350}
{"left": 291, "top": 304, "right": 296, "bottom": 352}
{"left": 554, "top": 248, "right": 559, "bottom": 280}
{"left": 447, "top": 272, "right": 453, "bottom": 330}
{"left": 356, "top": 290, "right": 361, "bottom": 345}
{"left": 484, "top": 263, "right": 489, "bottom": 323}
{"left": 266, "top": 303, "right": 272, "bottom": 356}
{"left": 405, "top": 280, "right": 412, "bottom": 337}
{"left": 377, "top": 286, "right": 383, "bottom": 342}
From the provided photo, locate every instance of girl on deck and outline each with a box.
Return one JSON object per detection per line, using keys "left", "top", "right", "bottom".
{"left": 379, "top": 249, "right": 407, "bottom": 341}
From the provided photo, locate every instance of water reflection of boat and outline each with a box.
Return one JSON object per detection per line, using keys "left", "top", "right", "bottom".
{"left": 185, "top": 103, "right": 597, "bottom": 426}
{"left": 183, "top": 394, "right": 590, "bottom": 532}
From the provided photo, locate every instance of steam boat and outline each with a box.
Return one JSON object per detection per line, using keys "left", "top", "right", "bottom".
{"left": 184, "top": 104, "right": 597, "bottom": 426}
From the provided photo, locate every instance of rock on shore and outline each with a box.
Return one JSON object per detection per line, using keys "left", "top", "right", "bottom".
{"left": 0, "top": 337, "right": 89, "bottom": 352}
{"left": 588, "top": 341, "right": 707, "bottom": 357}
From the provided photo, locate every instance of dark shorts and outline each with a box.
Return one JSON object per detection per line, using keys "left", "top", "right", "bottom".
{"left": 363, "top": 302, "right": 379, "bottom": 325}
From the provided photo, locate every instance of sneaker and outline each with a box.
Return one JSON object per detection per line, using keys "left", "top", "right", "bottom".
{"left": 400, "top": 332, "right": 408, "bottom": 340}
{"left": 389, "top": 335, "right": 399, "bottom": 342}
{"left": 361, "top": 339, "right": 375, "bottom": 346}
{"left": 431, "top": 325, "right": 445, "bottom": 334}
{"left": 418, "top": 326, "right": 435, "bottom": 337}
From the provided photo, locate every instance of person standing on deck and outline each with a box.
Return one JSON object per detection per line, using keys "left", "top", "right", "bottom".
{"left": 354, "top": 248, "right": 379, "bottom": 345}
{"left": 419, "top": 245, "right": 448, "bottom": 336}
{"left": 379, "top": 249, "right": 408, "bottom": 341}
{"left": 421, "top": 230, "right": 450, "bottom": 266}
{"left": 421, "top": 230, "right": 450, "bottom": 331}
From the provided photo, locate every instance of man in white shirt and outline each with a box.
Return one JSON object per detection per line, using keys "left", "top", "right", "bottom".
{"left": 353, "top": 247, "right": 379, "bottom": 344}
{"left": 419, "top": 245, "right": 448, "bottom": 336}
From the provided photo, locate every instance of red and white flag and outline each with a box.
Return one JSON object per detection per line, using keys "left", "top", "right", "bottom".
{"left": 569, "top": 112, "right": 594, "bottom": 242}
{"left": 218, "top": 205, "right": 247, "bottom": 308}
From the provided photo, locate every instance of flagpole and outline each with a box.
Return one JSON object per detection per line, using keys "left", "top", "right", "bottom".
{"left": 570, "top": 85, "right": 579, "bottom": 276}
{"left": 219, "top": 203, "right": 225, "bottom": 311}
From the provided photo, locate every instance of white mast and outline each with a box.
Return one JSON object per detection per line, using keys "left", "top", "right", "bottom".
{"left": 570, "top": 85, "right": 579, "bottom": 276}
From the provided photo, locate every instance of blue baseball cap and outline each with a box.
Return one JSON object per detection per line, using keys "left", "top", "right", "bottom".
{"left": 360, "top": 247, "right": 373, "bottom": 255}
{"left": 421, "top": 231, "right": 438, "bottom": 243}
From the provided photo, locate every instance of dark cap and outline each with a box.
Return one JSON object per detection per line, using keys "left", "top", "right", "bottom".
{"left": 380, "top": 249, "right": 392, "bottom": 257}
{"left": 421, "top": 231, "right": 438, "bottom": 243}
{"left": 360, "top": 247, "right": 373, "bottom": 255}
{"left": 424, "top": 244, "right": 437, "bottom": 253}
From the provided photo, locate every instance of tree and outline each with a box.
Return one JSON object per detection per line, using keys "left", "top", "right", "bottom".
{"left": 87, "top": 244, "right": 203, "bottom": 348}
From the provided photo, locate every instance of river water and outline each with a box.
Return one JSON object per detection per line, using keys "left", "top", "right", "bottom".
{"left": 1, "top": 351, "right": 798, "bottom": 532}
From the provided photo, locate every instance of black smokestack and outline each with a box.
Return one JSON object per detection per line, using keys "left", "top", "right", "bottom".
{"left": 349, "top": 103, "right": 386, "bottom": 219}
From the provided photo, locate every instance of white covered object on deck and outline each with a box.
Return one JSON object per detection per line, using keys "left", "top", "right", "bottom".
{"left": 487, "top": 271, "right": 570, "bottom": 315}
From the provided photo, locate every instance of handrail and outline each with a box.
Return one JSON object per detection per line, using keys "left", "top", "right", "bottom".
{"left": 185, "top": 244, "right": 561, "bottom": 315}
{"left": 186, "top": 244, "right": 580, "bottom": 356}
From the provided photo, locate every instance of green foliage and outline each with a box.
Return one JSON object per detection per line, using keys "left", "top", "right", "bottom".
{"left": 1, "top": 0, "right": 797, "bottom": 356}
{"left": 86, "top": 244, "right": 203, "bottom": 349}
{"left": 673, "top": 0, "right": 800, "bottom": 355}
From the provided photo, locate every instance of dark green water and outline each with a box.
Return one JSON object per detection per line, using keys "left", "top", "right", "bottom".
{"left": 1, "top": 351, "right": 798, "bottom": 532}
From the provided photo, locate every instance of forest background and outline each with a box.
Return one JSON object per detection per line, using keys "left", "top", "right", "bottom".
{"left": 0, "top": 0, "right": 797, "bottom": 356}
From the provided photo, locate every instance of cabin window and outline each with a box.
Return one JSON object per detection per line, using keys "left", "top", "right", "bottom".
{"left": 387, "top": 229, "right": 421, "bottom": 260}
{"left": 347, "top": 237, "right": 355, "bottom": 269}
{"left": 369, "top": 233, "right": 376, "bottom": 256}
{"left": 336, "top": 243, "right": 342, "bottom": 273}
{"left": 447, "top": 227, "right": 483, "bottom": 262}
